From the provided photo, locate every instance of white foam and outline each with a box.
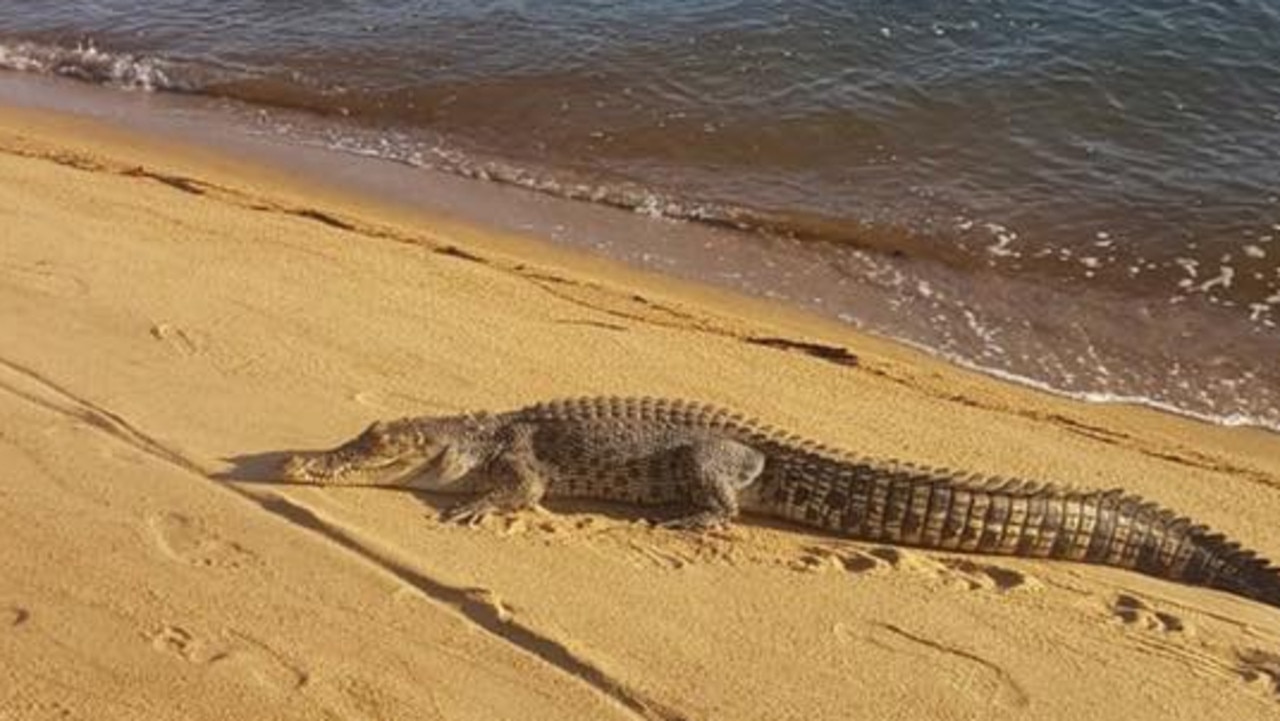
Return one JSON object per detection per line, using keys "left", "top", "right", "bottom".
{"left": 984, "top": 223, "right": 1020, "bottom": 258}
{"left": 0, "top": 40, "right": 174, "bottom": 92}
{"left": 886, "top": 335, "right": 1280, "bottom": 434}
{"left": 1196, "top": 265, "right": 1234, "bottom": 293}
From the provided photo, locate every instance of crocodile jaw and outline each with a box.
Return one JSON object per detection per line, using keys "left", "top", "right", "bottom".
{"left": 280, "top": 448, "right": 413, "bottom": 484}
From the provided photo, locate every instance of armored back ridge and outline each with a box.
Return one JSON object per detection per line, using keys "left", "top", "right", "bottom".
{"left": 284, "top": 396, "right": 1280, "bottom": 609}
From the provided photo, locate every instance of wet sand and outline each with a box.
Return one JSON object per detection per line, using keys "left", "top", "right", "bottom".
{"left": 1, "top": 104, "right": 1279, "bottom": 720}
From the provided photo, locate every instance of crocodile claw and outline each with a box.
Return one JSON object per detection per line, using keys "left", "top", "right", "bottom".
{"left": 441, "top": 499, "right": 496, "bottom": 526}
{"left": 658, "top": 511, "right": 730, "bottom": 531}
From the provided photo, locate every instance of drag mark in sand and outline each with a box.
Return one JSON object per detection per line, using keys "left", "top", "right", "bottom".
{"left": 0, "top": 356, "right": 208, "bottom": 477}
{"left": 864, "top": 622, "right": 1030, "bottom": 711}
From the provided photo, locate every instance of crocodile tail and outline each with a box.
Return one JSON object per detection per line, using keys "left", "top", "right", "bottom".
{"left": 1119, "top": 509, "right": 1280, "bottom": 609}
{"left": 808, "top": 465, "right": 1280, "bottom": 608}
{"left": 953, "top": 479, "right": 1280, "bottom": 608}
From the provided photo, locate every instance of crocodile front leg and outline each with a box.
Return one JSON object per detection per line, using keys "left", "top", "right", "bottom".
{"left": 442, "top": 426, "right": 548, "bottom": 525}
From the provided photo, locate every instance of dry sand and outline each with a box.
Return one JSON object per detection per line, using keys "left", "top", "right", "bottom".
{"left": 1, "top": 104, "right": 1279, "bottom": 721}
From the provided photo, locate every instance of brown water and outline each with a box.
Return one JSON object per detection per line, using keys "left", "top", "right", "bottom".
{"left": 1, "top": 0, "right": 1277, "bottom": 429}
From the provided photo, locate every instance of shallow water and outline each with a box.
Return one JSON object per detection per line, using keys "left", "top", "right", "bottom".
{"left": 1, "top": 1, "right": 1277, "bottom": 429}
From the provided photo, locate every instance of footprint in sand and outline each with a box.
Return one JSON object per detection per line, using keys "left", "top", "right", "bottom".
{"left": 1236, "top": 649, "right": 1280, "bottom": 701}
{"left": 148, "top": 323, "right": 204, "bottom": 356}
{"left": 147, "top": 512, "right": 260, "bottom": 571}
{"left": 939, "top": 558, "right": 1040, "bottom": 593}
{"left": 147, "top": 624, "right": 308, "bottom": 692}
{"left": 1110, "top": 593, "right": 1187, "bottom": 633}
{"left": 1103, "top": 594, "right": 1280, "bottom": 703}
{"left": 221, "top": 632, "right": 310, "bottom": 692}
{"left": 149, "top": 624, "right": 230, "bottom": 665}
{"left": 817, "top": 545, "right": 1040, "bottom": 593}
{"left": 3, "top": 606, "right": 30, "bottom": 627}
{"left": 1103, "top": 595, "right": 1279, "bottom": 703}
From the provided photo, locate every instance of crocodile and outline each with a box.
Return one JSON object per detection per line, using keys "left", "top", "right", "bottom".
{"left": 282, "top": 396, "right": 1280, "bottom": 608}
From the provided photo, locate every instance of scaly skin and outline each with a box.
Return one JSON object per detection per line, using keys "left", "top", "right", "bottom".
{"left": 283, "top": 396, "right": 1280, "bottom": 608}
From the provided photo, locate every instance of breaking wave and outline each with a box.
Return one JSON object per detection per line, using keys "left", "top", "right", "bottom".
{"left": 0, "top": 39, "right": 179, "bottom": 92}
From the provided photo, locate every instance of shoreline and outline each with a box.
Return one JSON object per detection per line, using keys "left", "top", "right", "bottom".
{"left": 2, "top": 100, "right": 1280, "bottom": 719}
{"left": 2, "top": 68, "right": 1276, "bottom": 435}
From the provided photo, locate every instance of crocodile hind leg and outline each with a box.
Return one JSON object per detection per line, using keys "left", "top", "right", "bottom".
{"left": 660, "top": 438, "right": 766, "bottom": 530}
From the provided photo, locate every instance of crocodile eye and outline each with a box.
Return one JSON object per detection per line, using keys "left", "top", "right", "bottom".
{"left": 361, "top": 421, "right": 390, "bottom": 447}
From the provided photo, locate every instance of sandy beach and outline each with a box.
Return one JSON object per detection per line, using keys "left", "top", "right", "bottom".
{"left": 1, "top": 103, "right": 1279, "bottom": 720}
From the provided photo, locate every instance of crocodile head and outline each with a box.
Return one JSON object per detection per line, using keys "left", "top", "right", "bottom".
{"left": 282, "top": 416, "right": 464, "bottom": 486}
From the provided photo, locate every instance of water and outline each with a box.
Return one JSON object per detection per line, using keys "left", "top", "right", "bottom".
{"left": 1, "top": 1, "right": 1278, "bottom": 429}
